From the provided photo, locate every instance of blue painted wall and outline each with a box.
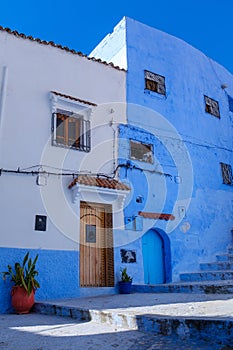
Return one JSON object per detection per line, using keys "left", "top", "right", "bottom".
{"left": 0, "top": 248, "right": 81, "bottom": 313}
{"left": 0, "top": 247, "right": 117, "bottom": 313}
{"left": 92, "top": 17, "right": 233, "bottom": 282}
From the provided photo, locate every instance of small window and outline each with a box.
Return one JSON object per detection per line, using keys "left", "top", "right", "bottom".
{"left": 228, "top": 95, "right": 233, "bottom": 113}
{"left": 204, "top": 95, "right": 220, "bottom": 118}
{"left": 130, "top": 140, "right": 153, "bottom": 163}
{"left": 53, "top": 112, "right": 90, "bottom": 152}
{"left": 144, "top": 70, "right": 166, "bottom": 95}
{"left": 220, "top": 163, "right": 233, "bottom": 185}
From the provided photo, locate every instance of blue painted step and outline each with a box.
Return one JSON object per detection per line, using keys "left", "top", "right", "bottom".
{"left": 33, "top": 301, "right": 233, "bottom": 346}
{"left": 132, "top": 281, "right": 233, "bottom": 294}
{"left": 180, "top": 270, "right": 233, "bottom": 282}
{"left": 200, "top": 261, "right": 233, "bottom": 271}
{"left": 227, "top": 246, "right": 233, "bottom": 254}
{"left": 216, "top": 254, "right": 233, "bottom": 262}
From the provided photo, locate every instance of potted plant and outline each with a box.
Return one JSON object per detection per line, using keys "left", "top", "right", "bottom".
{"left": 118, "top": 267, "right": 133, "bottom": 294}
{"left": 2, "top": 251, "right": 40, "bottom": 314}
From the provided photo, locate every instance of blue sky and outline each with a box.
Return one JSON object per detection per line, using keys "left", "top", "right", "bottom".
{"left": 0, "top": 0, "right": 233, "bottom": 74}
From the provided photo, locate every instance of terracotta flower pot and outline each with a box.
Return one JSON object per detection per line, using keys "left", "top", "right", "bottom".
{"left": 11, "top": 286, "right": 35, "bottom": 314}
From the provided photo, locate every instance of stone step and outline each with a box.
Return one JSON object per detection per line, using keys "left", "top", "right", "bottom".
{"left": 132, "top": 281, "right": 233, "bottom": 294}
{"left": 200, "top": 261, "right": 233, "bottom": 271}
{"left": 180, "top": 270, "right": 233, "bottom": 282}
{"left": 33, "top": 295, "right": 233, "bottom": 346}
{"left": 216, "top": 253, "right": 233, "bottom": 262}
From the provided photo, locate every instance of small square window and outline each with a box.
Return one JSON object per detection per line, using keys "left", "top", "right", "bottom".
{"left": 144, "top": 70, "right": 166, "bottom": 95}
{"left": 204, "top": 95, "right": 220, "bottom": 118}
{"left": 228, "top": 95, "right": 233, "bottom": 113}
{"left": 53, "top": 112, "right": 91, "bottom": 152}
{"left": 130, "top": 140, "right": 153, "bottom": 163}
{"left": 220, "top": 163, "right": 233, "bottom": 185}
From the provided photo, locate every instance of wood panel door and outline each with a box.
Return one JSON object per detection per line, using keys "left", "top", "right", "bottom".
{"left": 80, "top": 201, "right": 114, "bottom": 287}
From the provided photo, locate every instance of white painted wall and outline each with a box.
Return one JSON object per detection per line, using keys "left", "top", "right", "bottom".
{"left": 90, "top": 17, "right": 127, "bottom": 70}
{"left": 0, "top": 30, "right": 126, "bottom": 250}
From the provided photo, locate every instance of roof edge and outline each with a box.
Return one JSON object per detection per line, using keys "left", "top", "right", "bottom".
{"left": 0, "top": 25, "right": 126, "bottom": 72}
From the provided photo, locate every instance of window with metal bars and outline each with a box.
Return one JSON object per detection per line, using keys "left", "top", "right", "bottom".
{"left": 204, "top": 95, "right": 220, "bottom": 118}
{"left": 52, "top": 112, "right": 91, "bottom": 152}
{"left": 220, "top": 163, "right": 233, "bottom": 185}
{"left": 144, "top": 70, "right": 166, "bottom": 95}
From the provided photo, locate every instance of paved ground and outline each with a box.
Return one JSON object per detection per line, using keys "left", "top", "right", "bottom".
{"left": 1, "top": 293, "right": 233, "bottom": 349}
{"left": 0, "top": 313, "right": 228, "bottom": 350}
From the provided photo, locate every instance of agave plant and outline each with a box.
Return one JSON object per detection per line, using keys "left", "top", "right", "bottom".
{"left": 120, "top": 267, "right": 133, "bottom": 282}
{"left": 2, "top": 251, "right": 40, "bottom": 295}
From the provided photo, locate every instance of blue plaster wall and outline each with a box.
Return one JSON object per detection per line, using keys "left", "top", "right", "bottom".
{"left": 92, "top": 17, "right": 233, "bottom": 281}
{"left": 125, "top": 18, "right": 233, "bottom": 279}
{"left": 0, "top": 247, "right": 121, "bottom": 314}
{"left": 0, "top": 247, "right": 80, "bottom": 313}
{"left": 118, "top": 123, "right": 178, "bottom": 216}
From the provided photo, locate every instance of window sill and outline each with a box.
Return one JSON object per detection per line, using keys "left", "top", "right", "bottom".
{"left": 52, "top": 141, "right": 90, "bottom": 153}
{"left": 144, "top": 89, "right": 166, "bottom": 100}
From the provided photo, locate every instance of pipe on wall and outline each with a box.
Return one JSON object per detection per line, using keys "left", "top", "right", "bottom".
{"left": 0, "top": 66, "right": 8, "bottom": 127}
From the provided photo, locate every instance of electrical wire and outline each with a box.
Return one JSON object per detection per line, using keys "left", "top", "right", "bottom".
{"left": 0, "top": 162, "right": 173, "bottom": 180}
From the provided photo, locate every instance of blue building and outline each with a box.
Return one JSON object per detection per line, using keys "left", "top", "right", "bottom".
{"left": 91, "top": 17, "right": 233, "bottom": 283}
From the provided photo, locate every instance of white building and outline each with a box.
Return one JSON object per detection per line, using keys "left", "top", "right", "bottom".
{"left": 0, "top": 26, "right": 128, "bottom": 313}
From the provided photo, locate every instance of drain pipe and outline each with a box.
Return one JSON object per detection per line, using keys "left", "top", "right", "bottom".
{"left": 0, "top": 66, "right": 8, "bottom": 128}
{"left": 109, "top": 115, "right": 118, "bottom": 174}
{"left": 0, "top": 66, "right": 8, "bottom": 162}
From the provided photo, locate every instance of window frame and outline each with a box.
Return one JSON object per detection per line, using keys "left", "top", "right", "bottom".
{"left": 228, "top": 95, "right": 233, "bottom": 113}
{"left": 52, "top": 111, "right": 90, "bottom": 152}
{"left": 144, "top": 70, "right": 166, "bottom": 96}
{"left": 130, "top": 139, "right": 154, "bottom": 164}
{"left": 204, "top": 95, "right": 220, "bottom": 118}
{"left": 50, "top": 92, "right": 92, "bottom": 152}
{"left": 220, "top": 162, "right": 233, "bottom": 185}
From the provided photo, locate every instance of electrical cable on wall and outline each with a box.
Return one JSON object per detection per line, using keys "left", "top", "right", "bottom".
{"left": 0, "top": 162, "right": 173, "bottom": 181}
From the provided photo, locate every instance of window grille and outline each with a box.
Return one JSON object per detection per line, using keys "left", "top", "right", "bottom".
{"left": 204, "top": 96, "right": 220, "bottom": 118}
{"left": 144, "top": 70, "right": 166, "bottom": 95}
{"left": 228, "top": 95, "right": 233, "bottom": 113}
{"left": 220, "top": 163, "right": 233, "bottom": 185}
{"left": 52, "top": 112, "right": 90, "bottom": 152}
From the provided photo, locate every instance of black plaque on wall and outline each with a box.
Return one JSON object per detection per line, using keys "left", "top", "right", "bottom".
{"left": 120, "top": 249, "right": 136, "bottom": 263}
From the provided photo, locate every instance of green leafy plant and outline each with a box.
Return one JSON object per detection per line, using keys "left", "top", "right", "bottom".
{"left": 2, "top": 252, "right": 40, "bottom": 295}
{"left": 120, "top": 267, "right": 133, "bottom": 282}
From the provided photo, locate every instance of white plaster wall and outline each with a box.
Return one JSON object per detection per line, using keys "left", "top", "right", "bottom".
{"left": 0, "top": 30, "right": 126, "bottom": 250}
{"left": 90, "top": 17, "right": 127, "bottom": 70}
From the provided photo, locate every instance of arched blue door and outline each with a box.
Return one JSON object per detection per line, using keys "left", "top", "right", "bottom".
{"left": 142, "top": 229, "right": 165, "bottom": 284}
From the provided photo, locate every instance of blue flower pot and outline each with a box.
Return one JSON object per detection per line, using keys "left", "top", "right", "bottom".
{"left": 118, "top": 281, "right": 132, "bottom": 294}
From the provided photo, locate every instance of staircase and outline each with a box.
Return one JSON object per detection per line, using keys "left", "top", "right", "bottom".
{"left": 133, "top": 234, "right": 233, "bottom": 294}
{"left": 33, "top": 235, "right": 233, "bottom": 346}
{"left": 180, "top": 244, "right": 233, "bottom": 283}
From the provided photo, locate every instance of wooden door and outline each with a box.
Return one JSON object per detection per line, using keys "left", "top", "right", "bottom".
{"left": 142, "top": 229, "right": 165, "bottom": 284}
{"left": 80, "top": 201, "right": 114, "bottom": 287}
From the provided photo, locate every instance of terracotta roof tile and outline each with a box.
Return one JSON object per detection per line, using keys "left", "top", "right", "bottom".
{"left": 68, "top": 175, "right": 130, "bottom": 191}
{"left": 0, "top": 25, "right": 125, "bottom": 72}
{"left": 138, "top": 211, "right": 175, "bottom": 221}
{"left": 51, "top": 91, "right": 97, "bottom": 106}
